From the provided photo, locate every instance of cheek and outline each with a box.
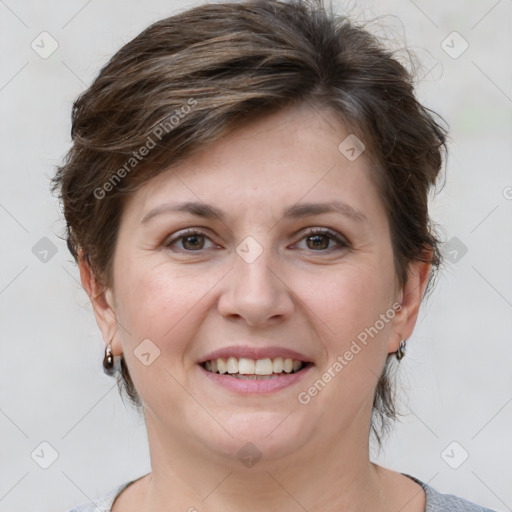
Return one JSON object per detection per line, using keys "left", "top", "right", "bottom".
{"left": 117, "top": 267, "right": 189, "bottom": 335}
{"left": 307, "top": 261, "right": 395, "bottom": 334}
{"left": 289, "top": 262, "right": 397, "bottom": 429}
{"left": 111, "top": 263, "right": 206, "bottom": 409}
{"left": 300, "top": 259, "right": 396, "bottom": 382}
{"left": 113, "top": 259, "right": 222, "bottom": 362}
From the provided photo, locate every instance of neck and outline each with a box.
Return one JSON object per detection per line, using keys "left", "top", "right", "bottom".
{"left": 137, "top": 410, "right": 388, "bottom": 512}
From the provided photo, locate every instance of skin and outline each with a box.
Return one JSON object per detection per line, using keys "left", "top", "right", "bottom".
{"left": 80, "top": 102, "right": 431, "bottom": 512}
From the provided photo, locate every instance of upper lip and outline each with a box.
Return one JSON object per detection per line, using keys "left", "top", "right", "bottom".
{"left": 199, "top": 345, "right": 313, "bottom": 364}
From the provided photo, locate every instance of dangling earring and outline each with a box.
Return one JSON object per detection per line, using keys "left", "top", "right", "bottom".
{"left": 103, "top": 336, "right": 115, "bottom": 375}
{"left": 396, "top": 339, "right": 407, "bottom": 361}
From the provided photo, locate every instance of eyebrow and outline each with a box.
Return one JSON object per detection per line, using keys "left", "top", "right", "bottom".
{"left": 141, "top": 199, "right": 367, "bottom": 224}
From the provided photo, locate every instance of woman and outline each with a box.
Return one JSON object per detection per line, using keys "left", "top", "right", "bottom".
{"left": 52, "top": 0, "right": 497, "bottom": 510}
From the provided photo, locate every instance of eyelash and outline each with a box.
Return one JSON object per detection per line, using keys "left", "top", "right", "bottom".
{"left": 164, "top": 227, "right": 350, "bottom": 253}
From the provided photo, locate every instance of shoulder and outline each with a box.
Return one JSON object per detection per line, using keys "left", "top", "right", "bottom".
{"left": 65, "top": 480, "right": 133, "bottom": 512}
{"left": 403, "top": 474, "right": 498, "bottom": 512}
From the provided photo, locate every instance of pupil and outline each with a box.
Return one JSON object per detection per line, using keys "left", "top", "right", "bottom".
{"left": 308, "top": 234, "right": 328, "bottom": 250}
{"left": 184, "top": 235, "right": 203, "bottom": 250}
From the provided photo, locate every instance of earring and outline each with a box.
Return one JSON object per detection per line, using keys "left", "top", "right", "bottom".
{"left": 396, "top": 339, "right": 407, "bottom": 361}
{"left": 103, "top": 336, "right": 115, "bottom": 375}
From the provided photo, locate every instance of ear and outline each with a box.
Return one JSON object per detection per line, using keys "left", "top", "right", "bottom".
{"left": 388, "top": 251, "right": 432, "bottom": 354}
{"left": 78, "top": 251, "right": 122, "bottom": 356}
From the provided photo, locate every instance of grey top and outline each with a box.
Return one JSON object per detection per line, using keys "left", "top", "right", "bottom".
{"left": 67, "top": 473, "right": 497, "bottom": 511}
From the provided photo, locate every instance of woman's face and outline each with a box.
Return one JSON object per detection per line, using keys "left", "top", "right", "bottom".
{"left": 88, "top": 103, "right": 426, "bottom": 465}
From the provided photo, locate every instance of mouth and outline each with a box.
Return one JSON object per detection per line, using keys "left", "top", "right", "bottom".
{"left": 200, "top": 356, "right": 311, "bottom": 379}
{"left": 197, "top": 346, "right": 314, "bottom": 393}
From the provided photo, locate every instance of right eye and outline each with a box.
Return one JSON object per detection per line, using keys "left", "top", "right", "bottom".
{"left": 163, "top": 229, "right": 220, "bottom": 252}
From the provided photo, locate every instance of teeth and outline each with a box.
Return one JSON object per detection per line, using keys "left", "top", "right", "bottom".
{"left": 238, "top": 357, "right": 255, "bottom": 374}
{"left": 202, "top": 356, "right": 306, "bottom": 375}
{"left": 217, "top": 358, "right": 227, "bottom": 374}
{"left": 226, "top": 357, "right": 238, "bottom": 374}
{"left": 255, "top": 358, "right": 273, "bottom": 375}
{"left": 273, "top": 357, "right": 284, "bottom": 373}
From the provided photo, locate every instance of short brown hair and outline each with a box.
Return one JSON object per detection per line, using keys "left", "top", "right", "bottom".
{"left": 52, "top": 0, "right": 447, "bottom": 447}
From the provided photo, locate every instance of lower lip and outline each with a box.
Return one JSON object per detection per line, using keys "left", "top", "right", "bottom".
{"left": 198, "top": 364, "right": 313, "bottom": 394}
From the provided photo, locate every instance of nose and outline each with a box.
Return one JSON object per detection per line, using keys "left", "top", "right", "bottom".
{"left": 217, "top": 243, "right": 295, "bottom": 327}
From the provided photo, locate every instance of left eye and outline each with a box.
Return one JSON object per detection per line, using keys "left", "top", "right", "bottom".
{"left": 294, "top": 228, "right": 348, "bottom": 251}
{"left": 164, "top": 228, "right": 348, "bottom": 252}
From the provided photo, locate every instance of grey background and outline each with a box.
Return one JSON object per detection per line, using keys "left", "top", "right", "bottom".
{"left": 0, "top": 0, "right": 511, "bottom": 511}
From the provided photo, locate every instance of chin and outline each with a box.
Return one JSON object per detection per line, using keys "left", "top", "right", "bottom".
{"left": 196, "top": 409, "right": 316, "bottom": 466}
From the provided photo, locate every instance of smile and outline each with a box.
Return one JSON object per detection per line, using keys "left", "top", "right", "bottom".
{"left": 198, "top": 357, "right": 313, "bottom": 393}
{"left": 202, "top": 356, "right": 306, "bottom": 377}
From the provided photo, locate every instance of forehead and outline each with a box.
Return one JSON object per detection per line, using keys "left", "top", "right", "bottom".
{"left": 122, "top": 103, "right": 384, "bottom": 225}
